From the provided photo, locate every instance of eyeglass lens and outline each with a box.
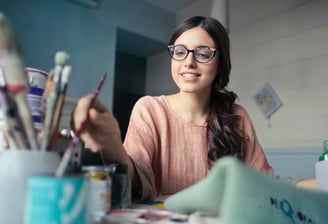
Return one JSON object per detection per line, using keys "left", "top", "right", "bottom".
{"left": 169, "top": 45, "right": 216, "bottom": 63}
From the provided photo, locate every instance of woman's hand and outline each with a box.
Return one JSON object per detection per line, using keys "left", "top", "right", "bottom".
{"left": 71, "top": 94, "right": 127, "bottom": 164}
{"left": 72, "top": 94, "right": 139, "bottom": 190}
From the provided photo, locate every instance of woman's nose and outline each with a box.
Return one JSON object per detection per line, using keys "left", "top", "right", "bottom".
{"left": 184, "top": 52, "right": 196, "bottom": 67}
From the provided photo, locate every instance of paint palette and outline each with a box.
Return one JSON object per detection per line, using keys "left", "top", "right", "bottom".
{"left": 93, "top": 208, "right": 189, "bottom": 224}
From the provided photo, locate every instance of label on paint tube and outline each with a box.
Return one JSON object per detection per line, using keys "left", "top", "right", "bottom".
{"left": 26, "top": 67, "right": 48, "bottom": 132}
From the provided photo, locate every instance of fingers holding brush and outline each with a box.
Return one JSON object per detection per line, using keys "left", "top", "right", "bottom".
{"left": 71, "top": 94, "right": 97, "bottom": 132}
{"left": 71, "top": 95, "right": 121, "bottom": 152}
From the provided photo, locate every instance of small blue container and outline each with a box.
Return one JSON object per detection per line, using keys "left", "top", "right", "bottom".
{"left": 24, "top": 176, "right": 90, "bottom": 224}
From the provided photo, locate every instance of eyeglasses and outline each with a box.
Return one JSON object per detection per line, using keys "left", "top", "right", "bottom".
{"left": 168, "top": 45, "right": 217, "bottom": 63}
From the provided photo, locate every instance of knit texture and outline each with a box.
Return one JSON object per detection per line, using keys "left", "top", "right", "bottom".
{"left": 123, "top": 95, "right": 273, "bottom": 200}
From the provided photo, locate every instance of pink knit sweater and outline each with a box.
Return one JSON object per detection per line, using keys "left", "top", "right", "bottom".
{"left": 123, "top": 95, "right": 273, "bottom": 200}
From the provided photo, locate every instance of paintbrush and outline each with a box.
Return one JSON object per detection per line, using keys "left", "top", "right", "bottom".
{"left": 0, "top": 12, "right": 38, "bottom": 150}
{"left": 0, "top": 68, "right": 30, "bottom": 149}
{"left": 53, "top": 52, "right": 70, "bottom": 84}
{"left": 40, "top": 51, "right": 70, "bottom": 151}
{"left": 55, "top": 72, "right": 108, "bottom": 177}
{"left": 47, "top": 65, "right": 72, "bottom": 151}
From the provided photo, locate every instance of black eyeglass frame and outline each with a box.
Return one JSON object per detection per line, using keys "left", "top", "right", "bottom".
{"left": 167, "top": 44, "right": 217, "bottom": 63}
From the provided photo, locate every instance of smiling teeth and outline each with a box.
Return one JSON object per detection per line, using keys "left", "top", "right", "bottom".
{"left": 182, "top": 73, "right": 196, "bottom": 78}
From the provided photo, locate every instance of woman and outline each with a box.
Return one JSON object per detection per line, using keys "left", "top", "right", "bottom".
{"left": 72, "top": 16, "right": 273, "bottom": 201}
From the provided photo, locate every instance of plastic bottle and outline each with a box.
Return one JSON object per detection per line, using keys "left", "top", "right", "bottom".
{"left": 318, "top": 139, "right": 328, "bottom": 161}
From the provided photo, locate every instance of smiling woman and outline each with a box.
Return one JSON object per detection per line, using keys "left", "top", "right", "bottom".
{"left": 72, "top": 15, "right": 273, "bottom": 202}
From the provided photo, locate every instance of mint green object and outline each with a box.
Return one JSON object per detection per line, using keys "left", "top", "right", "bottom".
{"left": 165, "top": 157, "right": 328, "bottom": 224}
{"left": 319, "top": 140, "right": 328, "bottom": 161}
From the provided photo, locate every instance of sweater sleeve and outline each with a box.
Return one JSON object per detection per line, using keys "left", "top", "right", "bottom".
{"left": 237, "top": 105, "right": 274, "bottom": 175}
{"left": 123, "top": 97, "right": 158, "bottom": 201}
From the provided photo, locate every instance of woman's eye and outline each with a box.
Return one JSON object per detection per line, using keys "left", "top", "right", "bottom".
{"left": 175, "top": 50, "right": 186, "bottom": 56}
{"left": 197, "top": 51, "right": 211, "bottom": 59}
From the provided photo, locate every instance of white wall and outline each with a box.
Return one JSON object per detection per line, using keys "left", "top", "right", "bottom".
{"left": 229, "top": 0, "right": 328, "bottom": 148}
{"left": 265, "top": 146, "right": 321, "bottom": 179}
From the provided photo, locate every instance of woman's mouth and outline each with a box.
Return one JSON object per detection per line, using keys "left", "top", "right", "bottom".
{"left": 179, "top": 73, "right": 200, "bottom": 80}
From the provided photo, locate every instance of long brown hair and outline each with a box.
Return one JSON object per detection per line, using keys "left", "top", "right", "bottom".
{"left": 169, "top": 16, "right": 245, "bottom": 163}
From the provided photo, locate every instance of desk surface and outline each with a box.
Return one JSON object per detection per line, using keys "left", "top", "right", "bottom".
{"left": 92, "top": 198, "right": 219, "bottom": 224}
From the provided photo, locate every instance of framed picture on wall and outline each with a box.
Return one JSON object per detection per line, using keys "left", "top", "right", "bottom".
{"left": 253, "top": 83, "right": 283, "bottom": 119}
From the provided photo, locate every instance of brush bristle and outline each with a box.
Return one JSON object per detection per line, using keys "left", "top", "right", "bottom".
{"left": 61, "top": 65, "right": 72, "bottom": 84}
{"left": 55, "top": 51, "right": 70, "bottom": 65}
